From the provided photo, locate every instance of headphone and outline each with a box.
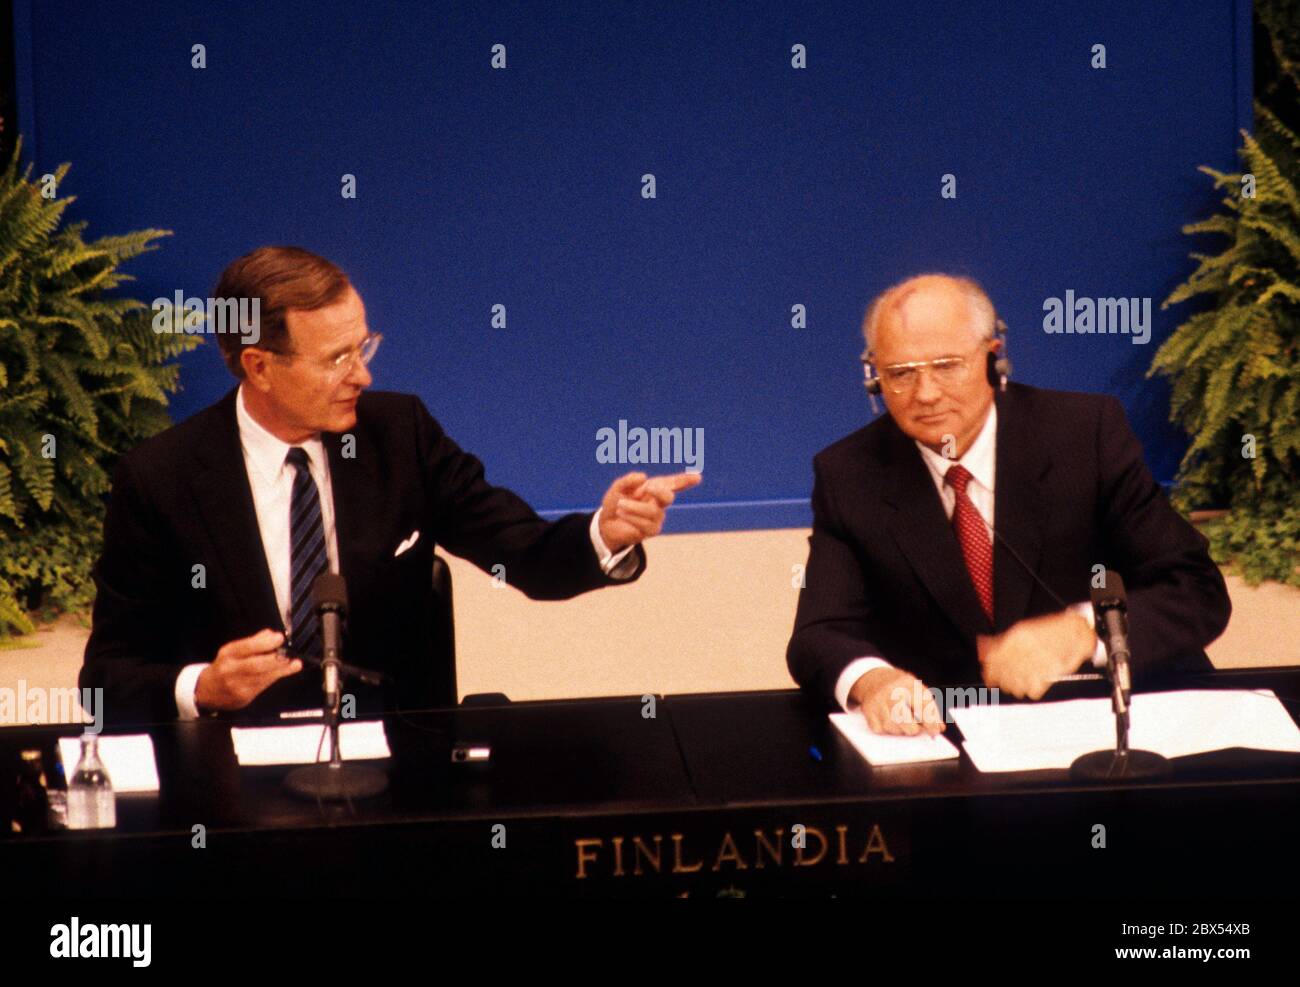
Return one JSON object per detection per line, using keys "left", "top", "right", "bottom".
{"left": 861, "top": 317, "right": 1011, "bottom": 409}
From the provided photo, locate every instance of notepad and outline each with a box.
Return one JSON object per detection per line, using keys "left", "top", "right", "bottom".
{"left": 951, "top": 689, "right": 1300, "bottom": 773}
{"left": 230, "top": 721, "right": 391, "bottom": 766}
{"left": 830, "top": 713, "right": 961, "bottom": 765}
{"left": 57, "top": 734, "right": 160, "bottom": 793}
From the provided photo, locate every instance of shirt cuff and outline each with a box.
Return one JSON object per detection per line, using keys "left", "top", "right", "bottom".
{"left": 835, "top": 656, "right": 894, "bottom": 712}
{"left": 175, "top": 662, "right": 210, "bottom": 720}
{"left": 589, "top": 511, "right": 638, "bottom": 579}
{"left": 1070, "top": 602, "right": 1108, "bottom": 668}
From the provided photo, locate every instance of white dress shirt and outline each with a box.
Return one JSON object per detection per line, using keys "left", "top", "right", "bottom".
{"left": 175, "top": 386, "right": 635, "bottom": 718}
{"left": 834, "top": 405, "right": 1100, "bottom": 712}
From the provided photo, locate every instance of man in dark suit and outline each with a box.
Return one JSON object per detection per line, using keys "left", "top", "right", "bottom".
{"left": 786, "top": 274, "right": 1230, "bottom": 734}
{"left": 81, "top": 246, "right": 699, "bottom": 724}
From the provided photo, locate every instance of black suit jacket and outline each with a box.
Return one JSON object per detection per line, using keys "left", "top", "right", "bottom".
{"left": 786, "top": 383, "right": 1230, "bottom": 707}
{"left": 81, "top": 388, "right": 644, "bottom": 724}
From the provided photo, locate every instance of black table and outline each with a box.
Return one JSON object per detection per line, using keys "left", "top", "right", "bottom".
{"left": 4, "top": 668, "right": 1299, "bottom": 899}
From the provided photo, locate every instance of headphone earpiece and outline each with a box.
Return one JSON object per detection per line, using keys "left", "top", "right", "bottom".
{"left": 987, "top": 318, "right": 1011, "bottom": 392}
{"left": 860, "top": 346, "right": 882, "bottom": 394}
{"left": 860, "top": 347, "right": 882, "bottom": 413}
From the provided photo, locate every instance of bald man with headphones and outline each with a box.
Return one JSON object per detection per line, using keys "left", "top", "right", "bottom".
{"left": 786, "top": 274, "right": 1230, "bottom": 735}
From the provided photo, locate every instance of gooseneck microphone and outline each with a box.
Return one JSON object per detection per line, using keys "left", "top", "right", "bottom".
{"left": 312, "top": 573, "right": 348, "bottom": 716}
{"left": 921, "top": 452, "right": 1167, "bottom": 779}
{"left": 283, "top": 573, "right": 389, "bottom": 802}
{"left": 1072, "top": 568, "right": 1169, "bottom": 780}
{"left": 1091, "top": 570, "right": 1131, "bottom": 703}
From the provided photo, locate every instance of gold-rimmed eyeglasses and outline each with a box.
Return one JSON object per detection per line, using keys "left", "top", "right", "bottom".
{"left": 864, "top": 341, "right": 989, "bottom": 396}
{"left": 267, "top": 333, "right": 383, "bottom": 379}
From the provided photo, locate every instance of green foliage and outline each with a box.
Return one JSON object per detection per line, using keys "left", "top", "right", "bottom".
{"left": 1150, "top": 7, "right": 1300, "bottom": 586}
{"left": 0, "top": 138, "right": 201, "bottom": 635}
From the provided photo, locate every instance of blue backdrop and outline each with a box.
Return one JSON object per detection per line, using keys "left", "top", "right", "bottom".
{"left": 12, "top": 0, "right": 1253, "bottom": 531}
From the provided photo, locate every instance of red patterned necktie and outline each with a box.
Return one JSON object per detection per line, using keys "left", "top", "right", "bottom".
{"left": 944, "top": 464, "right": 994, "bottom": 626}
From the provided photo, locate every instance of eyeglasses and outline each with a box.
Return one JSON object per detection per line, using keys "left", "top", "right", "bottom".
{"left": 864, "top": 342, "right": 989, "bottom": 396}
{"left": 266, "top": 333, "right": 383, "bottom": 379}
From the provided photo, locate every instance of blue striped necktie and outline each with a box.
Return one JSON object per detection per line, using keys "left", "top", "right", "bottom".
{"left": 286, "top": 446, "right": 328, "bottom": 657}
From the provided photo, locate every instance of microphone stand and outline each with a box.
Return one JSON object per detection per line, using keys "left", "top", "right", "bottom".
{"left": 285, "top": 587, "right": 389, "bottom": 801}
{"left": 1070, "top": 617, "right": 1169, "bottom": 781}
{"left": 284, "top": 670, "right": 389, "bottom": 801}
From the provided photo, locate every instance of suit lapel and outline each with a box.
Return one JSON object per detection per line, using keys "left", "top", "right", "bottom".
{"left": 323, "top": 424, "right": 387, "bottom": 591}
{"left": 991, "top": 387, "right": 1050, "bottom": 630}
{"left": 189, "top": 389, "right": 282, "bottom": 633}
{"left": 881, "top": 419, "right": 992, "bottom": 637}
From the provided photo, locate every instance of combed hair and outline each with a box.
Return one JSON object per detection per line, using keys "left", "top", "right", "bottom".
{"left": 212, "top": 246, "right": 351, "bottom": 378}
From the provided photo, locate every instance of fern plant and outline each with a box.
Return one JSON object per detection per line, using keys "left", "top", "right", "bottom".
{"left": 0, "top": 137, "right": 201, "bottom": 636}
{"left": 1150, "top": 91, "right": 1300, "bottom": 587}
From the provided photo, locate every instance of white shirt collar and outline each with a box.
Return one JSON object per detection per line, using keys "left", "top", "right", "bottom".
{"left": 914, "top": 402, "right": 997, "bottom": 493}
{"left": 235, "top": 384, "right": 324, "bottom": 485}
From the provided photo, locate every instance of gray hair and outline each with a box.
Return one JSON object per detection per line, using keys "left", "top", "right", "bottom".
{"left": 862, "top": 273, "right": 996, "bottom": 354}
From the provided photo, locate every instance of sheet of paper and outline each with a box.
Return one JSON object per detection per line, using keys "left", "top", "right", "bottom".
{"left": 58, "top": 734, "right": 160, "bottom": 793}
{"left": 830, "top": 712, "right": 961, "bottom": 765}
{"left": 952, "top": 689, "right": 1300, "bottom": 773}
{"left": 230, "top": 721, "right": 391, "bottom": 766}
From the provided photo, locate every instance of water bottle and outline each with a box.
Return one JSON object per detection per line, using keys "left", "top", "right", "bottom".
{"left": 67, "top": 733, "right": 116, "bottom": 830}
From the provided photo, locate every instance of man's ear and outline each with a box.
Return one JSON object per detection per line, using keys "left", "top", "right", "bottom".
{"left": 240, "top": 348, "right": 274, "bottom": 392}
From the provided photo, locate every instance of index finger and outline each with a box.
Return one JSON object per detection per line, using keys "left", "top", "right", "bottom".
{"left": 660, "top": 471, "right": 703, "bottom": 493}
{"left": 635, "top": 471, "right": 703, "bottom": 501}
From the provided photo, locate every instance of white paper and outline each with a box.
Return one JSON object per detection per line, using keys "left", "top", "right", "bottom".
{"left": 230, "top": 720, "right": 391, "bottom": 766}
{"left": 830, "top": 712, "right": 961, "bottom": 765}
{"left": 952, "top": 689, "right": 1300, "bottom": 773}
{"left": 58, "top": 734, "right": 160, "bottom": 793}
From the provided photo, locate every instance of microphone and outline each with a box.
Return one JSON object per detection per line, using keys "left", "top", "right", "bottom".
{"left": 1091, "top": 569, "right": 1132, "bottom": 707}
{"left": 941, "top": 465, "right": 1169, "bottom": 780}
{"left": 1072, "top": 568, "right": 1168, "bottom": 778}
{"left": 311, "top": 573, "right": 348, "bottom": 715}
{"left": 284, "top": 572, "right": 389, "bottom": 801}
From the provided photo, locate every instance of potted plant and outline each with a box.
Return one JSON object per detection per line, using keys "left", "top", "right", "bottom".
{"left": 0, "top": 138, "right": 199, "bottom": 638}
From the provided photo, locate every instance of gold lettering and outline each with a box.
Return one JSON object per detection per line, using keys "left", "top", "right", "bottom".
{"left": 672, "top": 833, "right": 704, "bottom": 873}
{"left": 712, "top": 832, "right": 748, "bottom": 872}
{"left": 575, "top": 838, "right": 602, "bottom": 879}
{"left": 858, "top": 824, "right": 896, "bottom": 864}
{"left": 575, "top": 824, "right": 891, "bottom": 880}
{"left": 754, "top": 828, "right": 783, "bottom": 869}
{"left": 633, "top": 835, "right": 663, "bottom": 875}
{"left": 794, "top": 825, "right": 828, "bottom": 867}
